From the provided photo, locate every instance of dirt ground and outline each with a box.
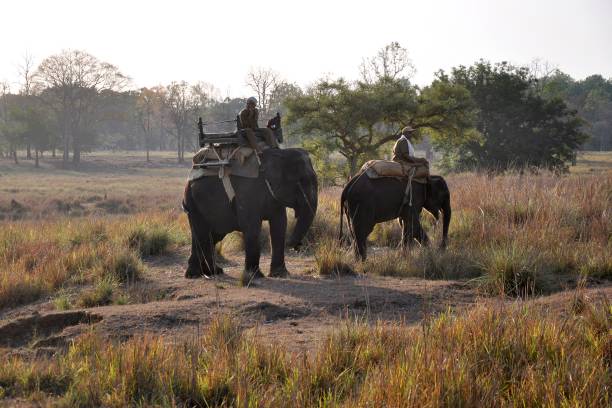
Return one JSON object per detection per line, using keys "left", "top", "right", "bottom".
{"left": 2, "top": 246, "right": 610, "bottom": 359}
{"left": 0, "top": 246, "right": 479, "bottom": 355}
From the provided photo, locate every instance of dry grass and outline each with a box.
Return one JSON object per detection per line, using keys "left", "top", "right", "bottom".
{"left": 0, "top": 296, "right": 609, "bottom": 407}
{"left": 318, "top": 171, "right": 611, "bottom": 295}
{"left": 0, "top": 211, "right": 189, "bottom": 310}
{"left": 1, "top": 149, "right": 610, "bottom": 312}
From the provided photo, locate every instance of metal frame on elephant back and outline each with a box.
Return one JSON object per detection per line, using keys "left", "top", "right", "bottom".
{"left": 197, "top": 113, "right": 283, "bottom": 149}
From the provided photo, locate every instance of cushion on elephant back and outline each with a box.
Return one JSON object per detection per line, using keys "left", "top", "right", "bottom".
{"left": 361, "top": 160, "right": 429, "bottom": 183}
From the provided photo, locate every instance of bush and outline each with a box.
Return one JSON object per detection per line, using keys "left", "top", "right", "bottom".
{"left": 314, "top": 239, "right": 355, "bottom": 277}
{"left": 98, "top": 249, "right": 143, "bottom": 283}
{"left": 78, "top": 277, "right": 116, "bottom": 308}
{"left": 127, "top": 225, "right": 172, "bottom": 256}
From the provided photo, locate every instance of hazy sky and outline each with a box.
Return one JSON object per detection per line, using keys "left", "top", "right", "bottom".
{"left": 1, "top": 0, "right": 611, "bottom": 96}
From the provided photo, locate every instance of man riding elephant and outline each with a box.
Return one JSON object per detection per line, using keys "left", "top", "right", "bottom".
{"left": 239, "top": 97, "right": 279, "bottom": 154}
{"left": 392, "top": 126, "right": 428, "bottom": 166}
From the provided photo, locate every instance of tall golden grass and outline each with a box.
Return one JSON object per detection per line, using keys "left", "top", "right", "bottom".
{"left": 314, "top": 172, "right": 611, "bottom": 295}
{"left": 0, "top": 297, "right": 608, "bottom": 406}
{"left": 0, "top": 211, "right": 189, "bottom": 309}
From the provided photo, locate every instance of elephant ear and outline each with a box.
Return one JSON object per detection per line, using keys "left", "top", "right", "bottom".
{"left": 262, "top": 148, "right": 314, "bottom": 206}
{"left": 263, "top": 149, "right": 309, "bottom": 185}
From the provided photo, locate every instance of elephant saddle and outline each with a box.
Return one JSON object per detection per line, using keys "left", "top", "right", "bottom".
{"left": 361, "top": 160, "right": 429, "bottom": 184}
{"left": 188, "top": 142, "right": 271, "bottom": 202}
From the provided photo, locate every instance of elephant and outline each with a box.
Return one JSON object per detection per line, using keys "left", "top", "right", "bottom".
{"left": 183, "top": 148, "right": 318, "bottom": 279}
{"left": 339, "top": 173, "right": 451, "bottom": 260}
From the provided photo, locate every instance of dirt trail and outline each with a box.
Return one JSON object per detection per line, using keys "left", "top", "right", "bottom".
{"left": 2, "top": 248, "right": 609, "bottom": 357}
{"left": 0, "top": 248, "right": 479, "bottom": 355}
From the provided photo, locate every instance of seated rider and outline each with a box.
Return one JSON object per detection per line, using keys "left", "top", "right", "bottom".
{"left": 238, "top": 97, "right": 279, "bottom": 154}
{"left": 392, "top": 126, "right": 429, "bottom": 166}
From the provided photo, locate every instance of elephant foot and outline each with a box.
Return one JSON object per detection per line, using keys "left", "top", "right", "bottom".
{"left": 240, "top": 267, "right": 265, "bottom": 287}
{"left": 184, "top": 266, "right": 203, "bottom": 279}
{"left": 269, "top": 265, "right": 290, "bottom": 278}
{"left": 185, "top": 264, "right": 223, "bottom": 279}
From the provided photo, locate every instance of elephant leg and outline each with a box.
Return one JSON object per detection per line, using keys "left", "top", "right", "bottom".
{"left": 211, "top": 232, "right": 226, "bottom": 275}
{"left": 353, "top": 213, "right": 374, "bottom": 261}
{"left": 242, "top": 222, "right": 264, "bottom": 280}
{"left": 185, "top": 212, "right": 216, "bottom": 279}
{"left": 402, "top": 209, "right": 429, "bottom": 248}
{"left": 269, "top": 209, "right": 289, "bottom": 277}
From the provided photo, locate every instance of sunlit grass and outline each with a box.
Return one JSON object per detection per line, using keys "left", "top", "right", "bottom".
{"left": 0, "top": 298, "right": 608, "bottom": 406}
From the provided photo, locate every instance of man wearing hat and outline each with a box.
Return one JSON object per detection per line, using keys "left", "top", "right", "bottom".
{"left": 392, "top": 126, "right": 419, "bottom": 163}
{"left": 239, "top": 97, "right": 279, "bottom": 154}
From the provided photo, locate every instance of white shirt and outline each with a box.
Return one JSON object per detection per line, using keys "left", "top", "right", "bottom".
{"left": 400, "top": 135, "right": 416, "bottom": 157}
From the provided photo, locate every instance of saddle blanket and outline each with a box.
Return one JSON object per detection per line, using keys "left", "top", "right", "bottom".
{"left": 361, "top": 160, "right": 429, "bottom": 183}
{"left": 188, "top": 143, "right": 268, "bottom": 202}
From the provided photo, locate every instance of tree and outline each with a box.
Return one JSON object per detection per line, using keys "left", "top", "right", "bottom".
{"left": 360, "top": 42, "right": 415, "bottom": 84}
{"left": 245, "top": 67, "right": 280, "bottom": 116}
{"left": 434, "top": 61, "right": 588, "bottom": 172}
{"left": 33, "top": 49, "right": 128, "bottom": 166}
{"left": 9, "top": 97, "right": 53, "bottom": 167}
{"left": 162, "top": 81, "right": 206, "bottom": 163}
{"left": 286, "top": 76, "right": 474, "bottom": 175}
{"left": 135, "top": 88, "right": 156, "bottom": 162}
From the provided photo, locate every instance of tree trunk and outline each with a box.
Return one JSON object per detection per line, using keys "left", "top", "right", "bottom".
{"left": 12, "top": 147, "right": 18, "bottom": 164}
{"left": 72, "top": 134, "right": 81, "bottom": 166}
{"left": 35, "top": 149, "right": 39, "bottom": 168}
{"left": 26, "top": 144, "right": 32, "bottom": 159}
{"left": 62, "top": 131, "right": 70, "bottom": 167}
{"left": 177, "top": 130, "right": 181, "bottom": 163}
{"left": 348, "top": 155, "right": 358, "bottom": 176}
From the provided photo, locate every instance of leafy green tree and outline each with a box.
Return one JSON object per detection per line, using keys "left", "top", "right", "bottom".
{"left": 435, "top": 61, "right": 588, "bottom": 172}
{"left": 286, "top": 76, "right": 474, "bottom": 174}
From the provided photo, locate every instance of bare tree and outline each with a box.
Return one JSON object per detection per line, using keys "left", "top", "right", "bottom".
{"left": 135, "top": 88, "right": 156, "bottom": 162}
{"left": 33, "top": 49, "right": 128, "bottom": 166}
{"left": 0, "top": 81, "right": 11, "bottom": 159}
{"left": 163, "top": 81, "right": 205, "bottom": 163}
{"left": 245, "top": 67, "right": 280, "bottom": 115}
{"left": 360, "top": 42, "right": 415, "bottom": 83}
{"left": 529, "top": 58, "right": 559, "bottom": 92}
{"left": 18, "top": 53, "right": 36, "bottom": 159}
{"left": 18, "top": 53, "right": 35, "bottom": 97}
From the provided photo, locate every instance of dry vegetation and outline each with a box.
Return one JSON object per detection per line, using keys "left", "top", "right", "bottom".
{"left": 0, "top": 152, "right": 610, "bottom": 406}
{"left": 0, "top": 299, "right": 609, "bottom": 406}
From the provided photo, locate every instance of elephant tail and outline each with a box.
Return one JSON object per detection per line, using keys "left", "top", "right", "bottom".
{"left": 339, "top": 174, "right": 358, "bottom": 243}
{"left": 339, "top": 187, "right": 346, "bottom": 242}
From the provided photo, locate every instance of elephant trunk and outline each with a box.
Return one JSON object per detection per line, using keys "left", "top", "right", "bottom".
{"left": 441, "top": 195, "right": 451, "bottom": 249}
{"left": 287, "top": 180, "right": 318, "bottom": 250}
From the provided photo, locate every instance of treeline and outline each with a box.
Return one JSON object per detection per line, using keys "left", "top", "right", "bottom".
{"left": 0, "top": 46, "right": 610, "bottom": 172}
{"left": 0, "top": 51, "right": 300, "bottom": 167}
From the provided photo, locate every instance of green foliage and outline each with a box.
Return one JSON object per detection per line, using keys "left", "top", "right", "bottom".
{"left": 286, "top": 77, "right": 417, "bottom": 174}
{"left": 434, "top": 61, "right": 588, "bottom": 172}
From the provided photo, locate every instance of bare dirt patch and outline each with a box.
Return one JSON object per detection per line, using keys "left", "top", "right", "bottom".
{"left": 0, "top": 311, "right": 102, "bottom": 348}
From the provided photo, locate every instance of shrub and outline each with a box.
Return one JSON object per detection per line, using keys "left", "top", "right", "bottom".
{"left": 98, "top": 248, "right": 143, "bottom": 284}
{"left": 127, "top": 225, "right": 172, "bottom": 256}
{"left": 78, "top": 277, "right": 116, "bottom": 308}
{"left": 314, "top": 239, "right": 355, "bottom": 277}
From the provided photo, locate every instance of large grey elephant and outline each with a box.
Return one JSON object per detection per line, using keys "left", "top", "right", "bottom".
{"left": 183, "top": 148, "right": 318, "bottom": 279}
{"left": 340, "top": 174, "right": 451, "bottom": 260}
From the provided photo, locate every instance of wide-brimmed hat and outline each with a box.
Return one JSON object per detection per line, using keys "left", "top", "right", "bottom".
{"left": 401, "top": 125, "right": 416, "bottom": 134}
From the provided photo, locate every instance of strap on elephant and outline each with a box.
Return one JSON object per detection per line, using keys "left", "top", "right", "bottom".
{"left": 397, "top": 166, "right": 416, "bottom": 216}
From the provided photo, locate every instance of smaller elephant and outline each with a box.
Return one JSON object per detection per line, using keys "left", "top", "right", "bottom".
{"left": 340, "top": 174, "right": 451, "bottom": 260}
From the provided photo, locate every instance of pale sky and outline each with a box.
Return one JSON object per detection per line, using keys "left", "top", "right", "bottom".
{"left": 1, "top": 0, "right": 611, "bottom": 96}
